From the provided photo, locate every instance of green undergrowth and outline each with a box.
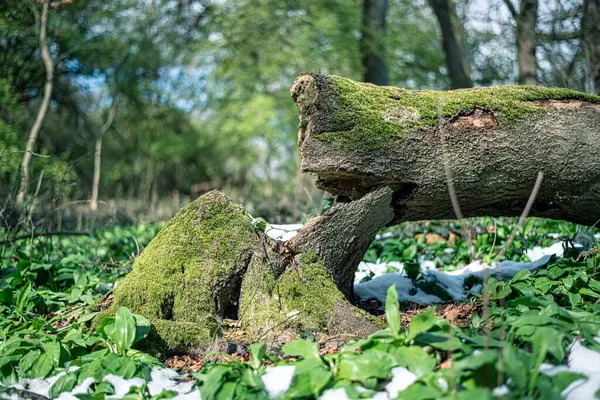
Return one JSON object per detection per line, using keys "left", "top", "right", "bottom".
{"left": 321, "top": 75, "right": 600, "bottom": 149}
{"left": 1, "top": 218, "right": 599, "bottom": 399}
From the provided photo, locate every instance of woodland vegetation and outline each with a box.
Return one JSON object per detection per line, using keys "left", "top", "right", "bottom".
{"left": 2, "top": 1, "right": 600, "bottom": 399}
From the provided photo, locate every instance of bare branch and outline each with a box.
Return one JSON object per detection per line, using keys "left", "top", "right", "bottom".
{"left": 537, "top": 30, "right": 581, "bottom": 42}
{"left": 0, "top": 231, "right": 91, "bottom": 246}
{"left": 502, "top": 0, "right": 518, "bottom": 19}
{"left": 496, "top": 171, "right": 544, "bottom": 261}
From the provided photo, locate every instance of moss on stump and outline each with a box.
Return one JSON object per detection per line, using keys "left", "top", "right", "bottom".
{"left": 99, "top": 190, "right": 380, "bottom": 354}
{"left": 99, "top": 190, "right": 259, "bottom": 353}
{"left": 240, "top": 252, "right": 381, "bottom": 343}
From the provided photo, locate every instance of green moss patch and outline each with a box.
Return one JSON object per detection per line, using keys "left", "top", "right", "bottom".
{"left": 240, "top": 252, "right": 345, "bottom": 339}
{"left": 104, "top": 190, "right": 258, "bottom": 353}
{"left": 240, "top": 252, "right": 379, "bottom": 342}
{"left": 321, "top": 75, "right": 600, "bottom": 149}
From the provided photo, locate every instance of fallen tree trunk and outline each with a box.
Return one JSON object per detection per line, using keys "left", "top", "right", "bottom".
{"left": 291, "top": 74, "right": 600, "bottom": 226}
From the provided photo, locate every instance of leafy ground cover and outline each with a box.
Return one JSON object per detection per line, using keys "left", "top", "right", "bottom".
{"left": 1, "top": 218, "right": 599, "bottom": 399}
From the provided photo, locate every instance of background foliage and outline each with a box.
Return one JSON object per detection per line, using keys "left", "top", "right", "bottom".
{"left": 1, "top": 0, "right": 595, "bottom": 224}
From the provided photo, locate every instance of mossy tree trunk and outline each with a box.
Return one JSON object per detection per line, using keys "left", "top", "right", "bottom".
{"left": 291, "top": 74, "right": 600, "bottom": 227}
{"left": 102, "top": 190, "right": 384, "bottom": 354}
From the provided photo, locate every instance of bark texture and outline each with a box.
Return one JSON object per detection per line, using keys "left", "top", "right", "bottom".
{"left": 516, "top": 0, "right": 539, "bottom": 85}
{"left": 583, "top": 0, "right": 600, "bottom": 93}
{"left": 428, "top": 0, "right": 472, "bottom": 89}
{"left": 287, "top": 187, "right": 394, "bottom": 299}
{"left": 291, "top": 74, "right": 600, "bottom": 227}
{"left": 361, "top": 0, "right": 390, "bottom": 85}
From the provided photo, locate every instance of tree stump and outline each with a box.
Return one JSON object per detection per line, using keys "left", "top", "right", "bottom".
{"left": 99, "top": 190, "right": 386, "bottom": 354}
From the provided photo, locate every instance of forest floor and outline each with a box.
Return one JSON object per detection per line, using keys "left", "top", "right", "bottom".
{"left": 1, "top": 217, "right": 600, "bottom": 399}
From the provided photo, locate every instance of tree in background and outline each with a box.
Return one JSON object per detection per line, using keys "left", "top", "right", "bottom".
{"left": 516, "top": 0, "right": 539, "bottom": 84}
{"left": 362, "top": 0, "right": 390, "bottom": 85}
{"left": 583, "top": 0, "right": 600, "bottom": 93}
{"left": 501, "top": 0, "right": 539, "bottom": 84}
{"left": 427, "top": 0, "right": 473, "bottom": 88}
{"left": 16, "top": 0, "right": 54, "bottom": 207}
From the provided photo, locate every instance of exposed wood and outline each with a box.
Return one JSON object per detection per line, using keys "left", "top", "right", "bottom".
{"left": 90, "top": 102, "right": 116, "bottom": 212}
{"left": 291, "top": 74, "right": 600, "bottom": 227}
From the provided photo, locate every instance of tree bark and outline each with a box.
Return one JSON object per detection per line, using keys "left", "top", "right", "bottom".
{"left": 291, "top": 74, "right": 600, "bottom": 227}
{"left": 90, "top": 103, "right": 116, "bottom": 212}
{"left": 516, "top": 0, "right": 539, "bottom": 85}
{"left": 17, "top": 1, "right": 53, "bottom": 207}
{"left": 287, "top": 186, "right": 394, "bottom": 299}
{"left": 361, "top": 0, "right": 390, "bottom": 85}
{"left": 583, "top": 0, "right": 600, "bottom": 93}
{"left": 428, "top": 0, "right": 472, "bottom": 89}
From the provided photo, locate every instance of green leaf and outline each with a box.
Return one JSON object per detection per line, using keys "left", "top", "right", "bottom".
{"left": 402, "top": 245, "right": 418, "bottom": 261}
{"left": 501, "top": 344, "right": 528, "bottom": 389}
{"left": 286, "top": 360, "right": 331, "bottom": 398}
{"left": 407, "top": 307, "right": 438, "bottom": 341}
{"left": 30, "top": 353, "right": 53, "bottom": 378}
{"left": 16, "top": 282, "right": 32, "bottom": 313}
{"left": 112, "top": 307, "right": 137, "bottom": 354}
{"left": 396, "top": 383, "right": 442, "bottom": 400}
{"left": 385, "top": 284, "right": 401, "bottom": 334}
{"left": 414, "top": 332, "right": 464, "bottom": 351}
{"left": 0, "top": 289, "right": 13, "bottom": 305}
{"left": 50, "top": 373, "right": 78, "bottom": 397}
{"left": 18, "top": 350, "right": 40, "bottom": 375}
{"left": 78, "top": 312, "right": 99, "bottom": 323}
{"left": 337, "top": 349, "right": 394, "bottom": 382}
{"left": 282, "top": 340, "right": 320, "bottom": 361}
{"left": 132, "top": 313, "right": 151, "bottom": 344}
{"left": 390, "top": 346, "right": 436, "bottom": 377}
{"left": 217, "top": 381, "right": 237, "bottom": 400}
{"left": 42, "top": 340, "right": 61, "bottom": 366}
{"left": 452, "top": 349, "right": 498, "bottom": 373}
{"left": 250, "top": 343, "right": 266, "bottom": 369}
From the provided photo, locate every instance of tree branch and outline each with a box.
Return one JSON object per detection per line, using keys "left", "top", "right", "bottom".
{"left": 502, "top": 0, "right": 518, "bottom": 19}
{"left": 537, "top": 30, "right": 581, "bottom": 42}
{"left": 1, "top": 231, "right": 91, "bottom": 245}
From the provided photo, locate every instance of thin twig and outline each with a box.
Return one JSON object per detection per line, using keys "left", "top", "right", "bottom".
{"left": 0, "top": 231, "right": 91, "bottom": 245}
{"left": 496, "top": 171, "right": 544, "bottom": 261}
{"left": 438, "top": 100, "right": 474, "bottom": 256}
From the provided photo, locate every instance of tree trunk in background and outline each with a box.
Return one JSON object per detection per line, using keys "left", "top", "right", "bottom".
{"left": 90, "top": 104, "right": 116, "bottom": 212}
{"left": 17, "top": 1, "right": 53, "bottom": 207}
{"left": 583, "top": 0, "right": 600, "bottom": 93}
{"left": 516, "top": 0, "right": 538, "bottom": 85}
{"left": 291, "top": 74, "right": 600, "bottom": 227}
{"left": 361, "top": 0, "right": 390, "bottom": 85}
{"left": 428, "top": 0, "right": 473, "bottom": 88}
{"left": 90, "top": 137, "right": 102, "bottom": 212}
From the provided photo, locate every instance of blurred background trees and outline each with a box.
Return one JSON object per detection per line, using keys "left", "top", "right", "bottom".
{"left": 0, "top": 0, "right": 598, "bottom": 226}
